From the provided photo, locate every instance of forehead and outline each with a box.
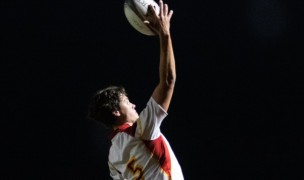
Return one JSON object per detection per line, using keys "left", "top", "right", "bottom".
{"left": 119, "top": 94, "right": 128, "bottom": 100}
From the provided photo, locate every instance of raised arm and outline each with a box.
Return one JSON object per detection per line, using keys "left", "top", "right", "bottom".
{"left": 145, "top": 0, "right": 175, "bottom": 111}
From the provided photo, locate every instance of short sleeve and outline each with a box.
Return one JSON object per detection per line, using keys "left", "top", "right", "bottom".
{"left": 135, "top": 97, "right": 168, "bottom": 140}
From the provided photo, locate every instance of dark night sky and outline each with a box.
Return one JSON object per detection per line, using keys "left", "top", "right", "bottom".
{"left": 1, "top": 0, "right": 303, "bottom": 179}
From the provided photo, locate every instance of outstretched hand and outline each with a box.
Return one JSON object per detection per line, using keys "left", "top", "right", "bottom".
{"left": 144, "top": 0, "right": 173, "bottom": 36}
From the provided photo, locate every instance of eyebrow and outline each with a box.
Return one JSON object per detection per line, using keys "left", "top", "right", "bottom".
{"left": 120, "top": 95, "right": 128, "bottom": 101}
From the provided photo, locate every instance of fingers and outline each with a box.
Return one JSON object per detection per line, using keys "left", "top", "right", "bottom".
{"left": 159, "top": 0, "right": 164, "bottom": 17}
{"left": 146, "top": 5, "right": 157, "bottom": 18}
{"left": 144, "top": 0, "right": 173, "bottom": 32}
{"left": 164, "top": 2, "right": 168, "bottom": 17}
{"left": 145, "top": 0, "right": 172, "bottom": 18}
{"left": 168, "top": 9, "right": 173, "bottom": 20}
{"left": 144, "top": 5, "right": 156, "bottom": 25}
{"left": 159, "top": 0, "right": 172, "bottom": 18}
{"left": 150, "top": 5, "right": 157, "bottom": 15}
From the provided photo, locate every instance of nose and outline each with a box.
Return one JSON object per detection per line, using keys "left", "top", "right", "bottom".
{"left": 132, "top": 103, "right": 136, "bottom": 109}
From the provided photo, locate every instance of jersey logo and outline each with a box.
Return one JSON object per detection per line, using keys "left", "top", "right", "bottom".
{"left": 127, "top": 157, "right": 144, "bottom": 180}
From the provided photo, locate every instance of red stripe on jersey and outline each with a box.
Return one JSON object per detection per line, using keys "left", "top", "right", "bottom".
{"left": 109, "top": 123, "right": 137, "bottom": 140}
{"left": 109, "top": 123, "right": 172, "bottom": 177}
{"left": 143, "top": 136, "right": 172, "bottom": 177}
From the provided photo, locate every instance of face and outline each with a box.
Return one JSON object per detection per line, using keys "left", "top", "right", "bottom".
{"left": 116, "top": 94, "right": 139, "bottom": 125}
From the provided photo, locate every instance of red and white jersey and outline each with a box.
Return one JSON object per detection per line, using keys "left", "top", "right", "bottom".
{"left": 108, "top": 97, "right": 184, "bottom": 180}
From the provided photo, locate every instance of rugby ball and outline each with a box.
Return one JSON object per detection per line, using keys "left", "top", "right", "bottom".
{"left": 124, "top": 0, "right": 160, "bottom": 36}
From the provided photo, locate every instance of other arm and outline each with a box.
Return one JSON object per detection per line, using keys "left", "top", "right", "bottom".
{"left": 145, "top": 0, "right": 175, "bottom": 111}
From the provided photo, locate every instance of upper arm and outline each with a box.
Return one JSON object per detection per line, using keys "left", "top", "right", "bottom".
{"left": 152, "top": 81, "right": 175, "bottom": 112}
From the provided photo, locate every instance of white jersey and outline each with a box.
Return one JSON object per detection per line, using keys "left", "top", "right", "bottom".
{"left": 108, "top": 97, "right": 184, "bottom": 180}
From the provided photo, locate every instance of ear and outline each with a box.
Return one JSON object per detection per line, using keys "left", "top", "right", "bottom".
{"left": 112, "top": 110, "right": 120, "bottom": 117}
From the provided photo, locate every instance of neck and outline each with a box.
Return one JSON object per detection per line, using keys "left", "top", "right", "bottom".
{"left": 113, "top": 122, "right": 133, "bottom": 130}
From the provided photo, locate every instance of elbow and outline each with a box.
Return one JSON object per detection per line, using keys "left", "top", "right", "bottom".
{"left": 166, "top": 74, "right": 176, "bottom": 88}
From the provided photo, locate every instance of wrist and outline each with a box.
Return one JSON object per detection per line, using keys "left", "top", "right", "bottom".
{"left": 159, "top": 31, "right": 171, "bottom": 39}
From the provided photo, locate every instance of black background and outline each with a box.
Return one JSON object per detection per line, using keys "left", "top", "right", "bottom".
{"left": 1, "top": 0, "right": 303, "bottom": 179}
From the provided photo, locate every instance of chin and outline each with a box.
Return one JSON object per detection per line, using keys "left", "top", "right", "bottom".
{"left": 133, "top": 116, "right": 139, "bottom": 122}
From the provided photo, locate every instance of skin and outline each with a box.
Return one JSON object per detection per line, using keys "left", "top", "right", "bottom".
{"left": 113, "top": 94, "right": 139, "bottom": 127}
{"left": 113, "top": 0, "right": 175, "bottom": 129}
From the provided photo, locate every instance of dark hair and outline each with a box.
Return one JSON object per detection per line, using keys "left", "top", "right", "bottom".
{"left": 87, "top": 86, "right": 127, "bottom": 128}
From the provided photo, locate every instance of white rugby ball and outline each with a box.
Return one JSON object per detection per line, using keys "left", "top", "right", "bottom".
{"left": 124, "top": 0, "right": 160, "bottom": 36}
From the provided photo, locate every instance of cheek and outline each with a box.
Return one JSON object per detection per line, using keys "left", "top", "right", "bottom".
{"left": 119, "top": 107, "right": 127, "bottom": 115}
{"left": 126, "top": 108, "right": 137, "bottom": 117}
{"left": 119, "top": 105, "right": 130, "bottom": 115}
